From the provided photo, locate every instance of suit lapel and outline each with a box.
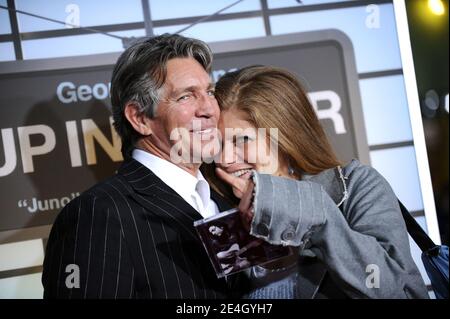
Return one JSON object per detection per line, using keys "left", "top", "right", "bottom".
{"left": 118, "top": 158, "right": 203, "bottom": 240}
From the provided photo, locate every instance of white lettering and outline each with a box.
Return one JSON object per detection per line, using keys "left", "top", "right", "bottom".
{"left": 365, "top": 4, "right": 380, "bottom": 29}
{"left": 77, "top": 84, "right": 92, "bottom": 102}
{"left": 18, "top": 125, "right": 56, "bottom": 173}
{"left": 22, "top": 193, "right": 80, "bottom": 213}
{"left": 365, "top": 264, "right": 380, "bottom": 288}
{"left": 308, "top": 90, "right": 346, "bottom": 134}
{"left": 445, "top": 93, "right": 449, "bottom": 113}
{"left": 66, "top": 121, "right": 82, "bottom": 167}
{"left": 176, "top": 303, "right": 210, "bottom": 316}
{"left": 1, "top": 118, "right": 122, "bottom": 176}
{"left": 81, "top": 117, "right": 123, "bottom": 165}
{"left": 0, "top": 128, "right": 17, "bottom": 177}
{"left": 65, "top": 4, "right": 80, "bottom": 28}
{"left": 65, "top": 264, "right": 80, "bottom": 289}
{"left": 92, "top": 82, "right": 109, "bottom": 100}
{"left": 56, "top": 81, "right": 111, "bottom": 104}
{"left": 57, "top": 81, "right": 77, "bottom": 104}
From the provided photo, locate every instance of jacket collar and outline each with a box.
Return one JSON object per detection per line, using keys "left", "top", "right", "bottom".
{"left": 117, "top": 158, "right": 201, "bottom": 238}
{"left": 301, "top": 159, "right": 359, "bottom": 207}
{"left": 117, "top": 158, "right": 231, "bottom": 236}
{"left": 118, "top": 157, "right": 174, "bottom": 197}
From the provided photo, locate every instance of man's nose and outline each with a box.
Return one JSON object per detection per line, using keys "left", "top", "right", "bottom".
{"left": 196, "top": 93, "right": 217, "bottom": 118}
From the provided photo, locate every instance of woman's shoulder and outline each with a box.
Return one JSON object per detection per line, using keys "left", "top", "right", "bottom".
{"left": 342, "top": 159, "right": 385, "bottom": 183}
{"left": 304, "top": 158, "right": 385, "bottom": 193}
{"left": 341, "top": 159, "right": 396, "bottom": 200}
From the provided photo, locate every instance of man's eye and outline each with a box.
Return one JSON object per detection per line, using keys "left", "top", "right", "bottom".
{"left": 177, "top": 94, "right": 190, "bottom": 102}
{"left": 207, "top": 90, "right": 215, "bottom": 97}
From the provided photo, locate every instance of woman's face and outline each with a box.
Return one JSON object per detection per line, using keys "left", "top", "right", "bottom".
{"left": 217, "top": 109, "right": 289, "bottom": 182}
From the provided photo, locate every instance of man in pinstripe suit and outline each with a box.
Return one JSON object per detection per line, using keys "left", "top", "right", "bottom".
{"left": 42, "top": 34, "right": 237, "bottom": 298}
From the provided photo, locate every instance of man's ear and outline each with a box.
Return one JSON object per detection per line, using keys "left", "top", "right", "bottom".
{"left": 124, "top": 103, "right": 153, "bottom": 136}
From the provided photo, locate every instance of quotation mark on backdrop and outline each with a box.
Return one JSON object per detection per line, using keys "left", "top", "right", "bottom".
{"left": 17, "top": 199, "right": 28, "bottom": 207}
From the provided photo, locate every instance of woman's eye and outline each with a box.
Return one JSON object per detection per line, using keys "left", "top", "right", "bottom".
{"left": 236, "top": 136, "right": 252, "bottom": 144}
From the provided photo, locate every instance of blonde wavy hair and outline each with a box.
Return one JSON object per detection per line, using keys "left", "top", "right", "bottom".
{"left": 202, "top": 65, "right": 341, "bottom": 204}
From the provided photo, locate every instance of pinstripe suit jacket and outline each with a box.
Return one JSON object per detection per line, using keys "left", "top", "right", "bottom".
{"left": 42, "top": 158, "right": 234, "bottom": 299}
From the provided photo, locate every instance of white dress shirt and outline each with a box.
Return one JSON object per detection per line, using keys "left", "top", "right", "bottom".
{"left": 132, "top": 149, "right": 219, "bottom": 218}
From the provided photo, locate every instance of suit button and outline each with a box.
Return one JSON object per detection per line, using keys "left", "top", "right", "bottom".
{"left": 256, "top": 223, "right": 270, "bottom": 237}
{"left": 281, "top": 229, "right": 296, "bottom": 241}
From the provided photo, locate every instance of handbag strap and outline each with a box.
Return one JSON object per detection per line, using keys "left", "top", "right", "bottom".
{"left": 398, "top": 200, "right": 436, "bottom": 252}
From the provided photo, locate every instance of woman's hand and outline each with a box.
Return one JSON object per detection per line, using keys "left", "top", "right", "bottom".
{"left": 216, "top": 167, "right": 255, "bottom": 231}
{"left": 215, "top": 167, "right": 250, "bottom": 198}
{"left": 238, "top": 180, "right": 255, "bottom": 231}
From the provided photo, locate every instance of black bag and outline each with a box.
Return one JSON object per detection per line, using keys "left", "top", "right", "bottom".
{"left": 398, "top": 200, "right": 449, "bottom": 299}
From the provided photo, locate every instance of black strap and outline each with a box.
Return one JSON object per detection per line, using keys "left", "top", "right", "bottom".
{"left": 398, "top": 200, "right": 436, "bottom": 252}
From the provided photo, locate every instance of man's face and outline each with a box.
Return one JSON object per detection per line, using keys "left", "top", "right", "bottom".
{"left": 148, "top": 57, "right": 220, "bottom": 163}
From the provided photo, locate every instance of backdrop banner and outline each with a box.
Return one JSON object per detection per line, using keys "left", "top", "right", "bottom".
{"left": 0, "top": 30, "right": 368, "bottom": 238}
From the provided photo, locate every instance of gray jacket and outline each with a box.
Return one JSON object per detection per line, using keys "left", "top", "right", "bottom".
{"left": 249, "top": 159, "right": 429, "bottom": 298}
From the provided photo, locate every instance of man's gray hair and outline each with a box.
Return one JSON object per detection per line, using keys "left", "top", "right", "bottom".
{"left": 110, "top": 33, "right": 213, "bottom": 157}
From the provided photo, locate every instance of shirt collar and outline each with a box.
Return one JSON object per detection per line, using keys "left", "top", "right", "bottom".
{"left": 196, "top": 174, "right": 211, "bottom": 210}
{"left": 131, "top": 148, "right": 211, "bottom": 209}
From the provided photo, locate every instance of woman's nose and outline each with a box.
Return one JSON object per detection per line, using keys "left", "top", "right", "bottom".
{"left": 218, "top": 140, "right": 236, "bottom": 168}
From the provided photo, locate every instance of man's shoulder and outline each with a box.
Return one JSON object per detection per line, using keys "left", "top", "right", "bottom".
{"left": 54, "top": 173, "right": 131, "bottom": 226}
{"left": 56, "top": 171, "right": 125, "bottom": 212}
{"left": 75, "top": 172, "right": 132, "bottom": 205}
{"left": 87, "top": 172, "right": 126, "bottom": 193}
